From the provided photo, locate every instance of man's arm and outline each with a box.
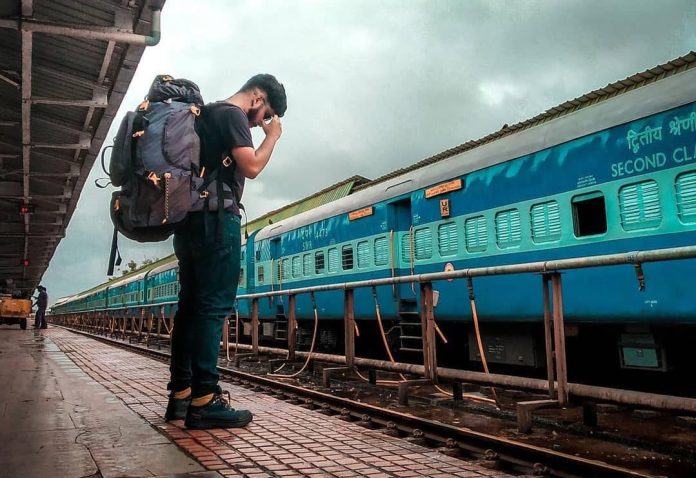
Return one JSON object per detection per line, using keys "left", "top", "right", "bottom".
{"left": 232, "top": 115, "right": 282, "bottom": 179}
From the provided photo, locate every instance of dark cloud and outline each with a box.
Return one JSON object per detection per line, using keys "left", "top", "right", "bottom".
{"left": 42, "top": 0, "right": 696, "bottom": 302}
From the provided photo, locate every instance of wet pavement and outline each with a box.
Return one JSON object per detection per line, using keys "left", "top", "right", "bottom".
{"left": 0, "top": 325, "right": 216, "bottom": 478}
{"left": 1, "top": 326, "right": 517, "bottom": 477}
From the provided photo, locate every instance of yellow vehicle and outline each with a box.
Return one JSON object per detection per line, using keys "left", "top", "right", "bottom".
{"left": 0, "top": 294, "right": 31, "bottom": 329}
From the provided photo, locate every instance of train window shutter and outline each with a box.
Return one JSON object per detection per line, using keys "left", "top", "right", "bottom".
{"left": 495, "top": 209, "right": 522, "bottom": 248}
{"left": 342, "top": 245, "right": 354, "bottom": 270}
{"left": 292, "top": 256, "right": 301, "bottom": 278}
{"left": 414, "top": 227, "right": 433, "bottom": 260}
{"left": 303, "top": 253, "right": 312, "bottom": 276}
{"left": 438, "top": 222, "right": 458, "bottom": 256}
{"left": 400, "top": 233, "right": 411, "bottom": 262}
{"left": 619, "top": 180, "right": 661, "bottom": 231}
{"left": 282, "top": 258, "right": 291, "bottom": 280}
{"left": 530, "top": 201, "right": 561, "bottom": 243}
{"left": 465, "top": 215, "right": 487, "bottom": 252}
{"left": 357, "top": 241, "right": 370, "bottom": 268}
{"left": 328, "top": 248, "right": 339, "bottom": 273}
{"left": 676, "top": 171, "right": 696, "bottom": 223}
{"left": 374, "top": 237, "right": 389, "bottom": 266}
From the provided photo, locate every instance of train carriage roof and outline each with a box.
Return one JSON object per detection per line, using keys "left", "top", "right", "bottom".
{"left": 148, "top": 259, "right": 179, "bottom": 276}
{"left": 256, "top": 51, "right": 696, "bottom": 241}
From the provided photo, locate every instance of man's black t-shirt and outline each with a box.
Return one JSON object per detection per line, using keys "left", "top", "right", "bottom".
{"left": 197, "top": 102, "right": 253, "bottom": 214}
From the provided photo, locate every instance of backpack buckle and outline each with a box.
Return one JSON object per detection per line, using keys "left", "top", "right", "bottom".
{"left": 199, "top": 190, "right": 209, "bottom": 199}
{"left": 222, "top": 156, "right": 233, "bottom": 168}
{"left": 147, "top": 171, "right": 161, "bottom": 187}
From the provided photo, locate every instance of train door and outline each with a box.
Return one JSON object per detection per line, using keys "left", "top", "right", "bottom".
{"left": 270, "top": 237, "right": 287, "bottom": 340}
{"left": 386, "top": 198, "right": 416, "bottom": 300}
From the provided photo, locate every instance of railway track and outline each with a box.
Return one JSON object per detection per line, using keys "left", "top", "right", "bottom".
{"left": 57, "top": 325, "right": 664, "bottom": 478}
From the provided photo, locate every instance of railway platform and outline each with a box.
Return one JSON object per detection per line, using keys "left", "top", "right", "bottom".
{"left": 0, "top": 325, "right": 515, "bottom": 478}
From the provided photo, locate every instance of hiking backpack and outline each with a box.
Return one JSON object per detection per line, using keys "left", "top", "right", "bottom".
{"left": 105, "top": 74, "right": 237, "bottom": 275}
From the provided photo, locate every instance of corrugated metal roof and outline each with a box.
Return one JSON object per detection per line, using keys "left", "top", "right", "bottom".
{"left": 0, "top": 0, "right": 164, "bottom": 295}
{"left": 355, "top": 51, "right": 696, "bottom": 192}
{"left": 245, "top": 175, "right": 371, "bottom": 233}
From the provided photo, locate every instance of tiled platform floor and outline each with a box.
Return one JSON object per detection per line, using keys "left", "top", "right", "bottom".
{"left": 4, "top": 326, "right": 515, "bottom": 477}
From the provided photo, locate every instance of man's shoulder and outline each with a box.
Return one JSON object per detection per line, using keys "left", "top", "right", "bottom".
{"left": 203, "top": 102, "right": 246, "bottom": 122}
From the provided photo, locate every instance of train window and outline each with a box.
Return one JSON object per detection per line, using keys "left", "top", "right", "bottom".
{"left": 495, "top": 209, "right": 522, "bottom": 248}
{"left": 530, "top": 201, "right": 561, "bottom": 243}
{"left": 401, "top": 233, "right": 412, "bottom": 262}
{"left": 619, "top": 180, "right": 661, "bottom": 231}
{"left": 414, "top": 227, "right": 433, "bottom": 259}
{"left": 315, "top": 251, "right": 325, "bottom": 274}
{"left": 675, "top": 171, "right": 696, "bottom": 223}
{"left": 292, "top": 256, "right": 301, "bottom": 278}
{"left": 357, "top": 241, "right": 370, "bottom": 268}
{"left": 465, "top": 216, "right": 487, "bottom": 252}
{"left": 283, "top": 258, "right": 291, "bottom": 280}
{"left": 239, "top": 268, "right": 245, "bottom": 286}
{"left": 257, "top": 265, "right": 265, "bottom": 284}
{"left": 328, "top": 248, "right": 339, "bottom": 273}
{"left": 374, "top": 237, "right": 389, "bottom": 266}
{"left": 572, "top": 192, "right": 607, "bottom": 237}
{"left": 303, "top": 254, "right": 312, "bottom": 276}
{"left": 438, "top": 222, "right": 458, "bottom": 256}
{"left": 342, "top": 245, "right": 354, "bottom": 270}
{"left": 276, "top": 261, "right": 283, "bottom": 282}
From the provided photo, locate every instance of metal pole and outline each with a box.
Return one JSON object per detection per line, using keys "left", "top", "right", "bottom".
{"left": 344, "top": 289, "right": 355, "bottom": 369}
{"left": 551, "top": 273, "right": 569, "bottom": 406}
{"left": 542, "top": 274, "right": 556, "bottom": 399}
{"left": 420, "top": 282, "right": 437, "bottom": 382}
{"left": 288, "top": 295, "right": 297, "bottom": 361}
{"left": 251, "top": 298, "right": 259, "bottom": 354}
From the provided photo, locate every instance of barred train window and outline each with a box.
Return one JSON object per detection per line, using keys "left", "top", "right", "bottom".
{"left": 675, "top": 171, "right": 696, "bottom": 223}
{"left": 530, "top": 201, "right": 561, "bottom": 243}
{"left": 315, "top": 251, "right": 325, "bottom": 274}
{"left": 357, "top": 241, "right": 370, "bottom": 268}
{"left": 328, "top": 248, "right": 339, "bottom": 273}
{"left": 438, "top": 222, "right": 458, "bottom": 256}
{"left": 465, "top": 216, "right": 487, "bottom": 252}
{"left": 374, "top": 237, "right": 389, "bottom": 266}
{"left": 257, "top": 265, "right": 264, "bottom": 284}
{"left": 276, "top": 260, "right": 283, "bottom": 282}
{"left": 342, "top": 245, "right": 354, "bottom": 270}
{"left": 303, "top": 254, "right": 312, "bottom": 276}
{"left": 572, "top": 192, "right": 607, "bottom": 237}
{"left": 414, "top": 227, "right": 432, "bottom": 259}
{"left": 495, "top": 208, "right": 522, "bottom": 248}
{"left": 619, "top": 180, "right": 661, "bottom": 231}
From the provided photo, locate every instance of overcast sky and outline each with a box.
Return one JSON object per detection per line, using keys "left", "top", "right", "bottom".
{"left": 41, "top": 0, "right": 696, "bottom": 302}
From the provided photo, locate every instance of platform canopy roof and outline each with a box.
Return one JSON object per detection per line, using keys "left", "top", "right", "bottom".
{"left": 0, "top": 0, "right": 164, "bottom": 295}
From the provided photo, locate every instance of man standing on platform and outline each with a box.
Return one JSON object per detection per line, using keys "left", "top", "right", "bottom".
{"left": 164, "top": 74, "right": 287, "bottom": 429}
{"left": 33, "top": 285, "right": 48, "bottom": 329}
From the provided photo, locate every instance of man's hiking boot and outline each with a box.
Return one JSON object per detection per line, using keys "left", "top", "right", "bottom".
{"left": 164, "top": 392, "right": 192, "bottom": 421}
{"left": 185, "top": 390, "right": 253, "bottom": 429}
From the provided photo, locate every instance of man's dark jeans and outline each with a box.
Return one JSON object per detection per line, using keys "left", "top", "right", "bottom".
{"left": 169, "top": 211, "right": 241, "bottom": 397}
{"left": 34, "top": 308, "right": 47, "bottom": 328}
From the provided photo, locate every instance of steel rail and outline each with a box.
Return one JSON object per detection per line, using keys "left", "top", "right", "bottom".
{"left": 56, "top": 326, "right": 653, "bottom": 478}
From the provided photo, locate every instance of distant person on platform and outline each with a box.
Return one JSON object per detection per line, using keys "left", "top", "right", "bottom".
{"left": 33, "top": 285, "right": 48, "bottom": 329}
{"left": 165, "top": 74, "right": 286, "bottom": 429}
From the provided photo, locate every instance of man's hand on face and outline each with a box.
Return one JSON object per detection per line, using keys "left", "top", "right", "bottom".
{"left": 261, "top": 115, "right": 282, "bottom": 140}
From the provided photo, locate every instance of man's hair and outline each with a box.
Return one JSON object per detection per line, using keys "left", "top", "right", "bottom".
{"left": 240, "top": 74, "right": 287, "bottom": 117}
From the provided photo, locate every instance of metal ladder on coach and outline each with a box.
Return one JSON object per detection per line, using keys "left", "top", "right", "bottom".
{"left": 398, "top": 297, "right": 423, "bottom": 354}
